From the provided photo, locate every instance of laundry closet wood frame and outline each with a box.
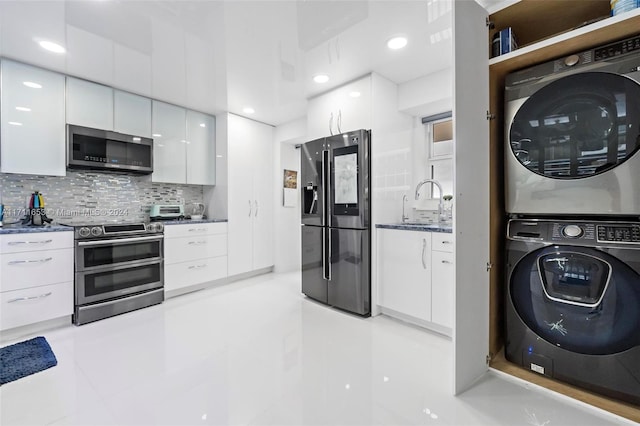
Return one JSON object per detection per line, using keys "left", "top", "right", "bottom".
{"left": 486, "top": 1, "right": 640, "bottom": 422}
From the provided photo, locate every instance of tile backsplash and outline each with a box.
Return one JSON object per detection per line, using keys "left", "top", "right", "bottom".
{"left": 0, "top": 170, "right": 203, "bottom": 224}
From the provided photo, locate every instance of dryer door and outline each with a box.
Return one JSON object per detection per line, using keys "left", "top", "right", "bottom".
{"left": 509, "top": 72, "right": 640, "bottom": 179}
{"left": 510, "top": 245, "right": 640, "bottom": 355}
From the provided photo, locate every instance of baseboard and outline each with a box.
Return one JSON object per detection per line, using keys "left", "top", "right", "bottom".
{"left": 0, "top": 316, "right": 72, "bottom": 344}
{"left": 378, "top": 306, "right": 452, "bottom": 338}
{"left": 164, "top": 266, "right": 274, "bottom": 299}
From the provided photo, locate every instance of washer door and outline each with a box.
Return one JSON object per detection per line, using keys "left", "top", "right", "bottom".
{"left": 509, "top": 72, "right": 640, "bottom": 179}
{"left": 510, "top": 245, "right": 640, "bottom": 355}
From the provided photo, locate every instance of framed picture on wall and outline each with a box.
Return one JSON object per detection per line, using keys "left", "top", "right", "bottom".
{"left": 283, "top": 169, "right": 297, "bottom": 207}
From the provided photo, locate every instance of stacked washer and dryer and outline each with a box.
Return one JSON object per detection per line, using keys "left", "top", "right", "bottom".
{"left": 504, "top": 34, "right": 640, "bottom": 405}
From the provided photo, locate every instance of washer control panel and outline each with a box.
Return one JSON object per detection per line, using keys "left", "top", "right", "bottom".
{"left": 508, "top": 219, "right": 640, "bottom": 247}
{"left": 597, "top": 224, "right": 640, "bottom": 243}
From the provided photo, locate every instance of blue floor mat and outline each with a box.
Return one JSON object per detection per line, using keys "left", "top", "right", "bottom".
{"left": 0, "top": 336, "right": 57, "bottom": 385}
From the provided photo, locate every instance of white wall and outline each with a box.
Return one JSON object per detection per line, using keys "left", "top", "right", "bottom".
{"left": 273, "top": 117, "right": 306, "bottom": 273}
{"left": 398, "top": 68, "right": 452, "bottom": 118}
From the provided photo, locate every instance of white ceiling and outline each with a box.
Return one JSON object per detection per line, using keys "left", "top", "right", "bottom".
{"left": 0, "top": 0, "right": 463, "bottom": 127}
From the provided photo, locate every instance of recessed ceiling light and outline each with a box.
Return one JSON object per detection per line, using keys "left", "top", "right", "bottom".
{"left": 38, "top": 40, "right": 66, "bottom": 54}
{"left": 132, "top": 137, "right": 141, "bottom": 142}
{"left": 8, "top": 121, "right": 23, "bottom": 126}
{"left": 313, "top": 74, "right": 329, "bottom": 84}
{"left": 216, "top": 155, "right": 223, "bottom": 158}
{"left": 349, "top": 91, "right": 361, "bottom": 98}
{"left": 23, "top": 81, "right": 42, "bottom": 89}
{"left": 387, "top": 36, "right": 408, "bottom": 50}
{"left": 152, "top": 133, "right": 162, "bottom": 138}
{"left": 242, "top": 107, "right": 255, "bottom": 114}
{"left": 15, "top": 106, "right": 32, "bottom": 112}
{"left": 199, "top": 123, "right": 206, "bottom": 128}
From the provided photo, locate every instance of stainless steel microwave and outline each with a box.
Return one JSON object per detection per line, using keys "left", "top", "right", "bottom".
{"left": 67, "top": 124, "right": 153, "bottom": 174}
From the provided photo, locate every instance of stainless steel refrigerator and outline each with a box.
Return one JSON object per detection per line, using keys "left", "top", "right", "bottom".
{"left": 300, "top": 129, "right": 371, "bottom": 316}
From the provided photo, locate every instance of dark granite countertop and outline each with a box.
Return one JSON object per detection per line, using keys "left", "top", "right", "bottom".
{"left": 376, "top": 223, "right": 453, "bottom": 233}
{"left": 162, "top": 218, "right": 228, "bottom": 225}
{"left": 0, "top": 223, "right": 74, "bottom": 234}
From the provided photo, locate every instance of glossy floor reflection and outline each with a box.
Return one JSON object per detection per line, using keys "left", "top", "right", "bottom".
{"left": 0, "top": 272, "right": 633, "bottom": 425}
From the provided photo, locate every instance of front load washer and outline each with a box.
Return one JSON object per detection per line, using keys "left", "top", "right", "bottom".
{"left": 505, "top": 218, "right": 640, "bottom": 405}
{"left": 505, "top": 34, "right": 640, "bottom": 216}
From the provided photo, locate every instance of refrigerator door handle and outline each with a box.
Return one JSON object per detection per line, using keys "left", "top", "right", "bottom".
{"left": 322, "top": 149, "right": 330, "bottom": 227}
{"left": 322, "top": 227, "right": 328, "bottom": 280}
{"left": 328, "top": 228, "right": 332, "bottom": 281}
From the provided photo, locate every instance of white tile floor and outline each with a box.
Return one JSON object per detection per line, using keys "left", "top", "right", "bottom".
{"left": 0, "top": 272, "right": 634, "bottom": 425}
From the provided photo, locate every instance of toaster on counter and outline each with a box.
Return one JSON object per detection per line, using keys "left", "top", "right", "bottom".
{"left": 150, "top": 204, "right": 184, "bottom": 221}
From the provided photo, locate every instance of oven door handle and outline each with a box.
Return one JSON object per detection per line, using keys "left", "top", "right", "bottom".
{"left": 77, "top": 235, "right": 163, "bottom": 246}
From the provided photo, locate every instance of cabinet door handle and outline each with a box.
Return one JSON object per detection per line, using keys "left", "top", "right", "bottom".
{"left": 187, "top": 240, "right": 207, "bottom": 245}
{"left": 337, "top": 109, "right": 342, "bottom": 134}
{"left": 8, "top": 257, "right": 53, "bottom": 265}
{"left": 422, "top": 238, "right": 427, "bottom": 269}
{"left": 248, "top": 200, "right": 252, "bottom": 217}
{"left": 255, "top": 200, "right": 258, "bottom": 217}
{"left": 441, "top": 240, "right": 453, "bottom": 244}
{"left": 329, "top": 112, "right": 334, "bottom": 136}
{"left": 188, "top": 264, "right": 207, "bottom": 270}
{"left": 441, "top": 260, "right": 453, "bottom": 264}
{"left": 8, "top": 239, "right": 53, "bottom": 246}
{"left": 8, "top": 292, "right": 53, "bottom": 303}
{"left": 188, "top": 228, "right": 207, "bottom": 233}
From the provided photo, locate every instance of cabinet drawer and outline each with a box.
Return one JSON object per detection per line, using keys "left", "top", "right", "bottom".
{"left": 165, "top": 234, "right": 227, "bottom": 264}
{"left": 165, "top": 256, "right": 227, "bottom": 292}
{"left": 0, "top": 248, "right": 74, "bottom": 292}
{"left": 432, "top": 233, "right": 454, "bottom": 253}
{"left": 0, "top": 281, "right": 73, "bottom": 330}
{"left": 164, "top": 222, "right": 227, "bottom": 238}
{"left": 0, "top": 232, "right": 73, "bottom": 254}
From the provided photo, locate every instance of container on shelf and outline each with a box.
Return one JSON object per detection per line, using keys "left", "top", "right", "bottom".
{"left": 611, "top": 0, "right": 640, "bottom": 16}
{"left": 492, "top": 27, "right": 518, "bottom": 58}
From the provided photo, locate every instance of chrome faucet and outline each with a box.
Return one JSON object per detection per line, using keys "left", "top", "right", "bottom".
{"left": 414, "top": 179, "right": 445, "bottom": 221}
{"left": 402, "top": 195, "right": 409, "bottom": 223}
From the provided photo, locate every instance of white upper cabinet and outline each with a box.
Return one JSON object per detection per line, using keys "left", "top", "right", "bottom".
{"left": 186, "top": 110, "right": 216, "bottom": 185}
{"left": 152, "top": 102, "right": 216, "bottom": 185}
{"left": 114, "top": 90, "right": 152, "bottom": 137}
{"left": 307, "top": 75, "right": 372, "bottom": 139}
{"left": 66, "top": 77, "right": 114, "bottom": 130}
{"left": 152, "top": 101, "right": 187, "bottom": 184}
{"left": 0, "top": 60, "right": 66, "bottom": 176}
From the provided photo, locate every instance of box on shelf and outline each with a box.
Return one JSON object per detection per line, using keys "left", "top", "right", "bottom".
{"left": 492, "top": 27, "right": 518, "bottom": 58}
{"left": 611, "top": 0, "right": 640, "bottom": 16}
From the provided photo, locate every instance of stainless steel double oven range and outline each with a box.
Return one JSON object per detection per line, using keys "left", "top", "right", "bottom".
{"left": 64, "top": 222, "right": 165, "bottom": 325}
{"left": 503, "top": 35, "right": 640, "bottom": 405}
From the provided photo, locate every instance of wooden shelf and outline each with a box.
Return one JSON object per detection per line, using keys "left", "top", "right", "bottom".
{"left": 490, "top": 7, "right": 640, "bottom": 74}
{"left": 491, "top": 351, "right": 640, "bottom": 423}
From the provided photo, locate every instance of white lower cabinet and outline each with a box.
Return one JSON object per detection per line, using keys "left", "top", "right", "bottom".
{"left": 0, "top": 282, "right": 73, "bottom": 331}
{"left": 163, "top": 223, "right": 228, "bottom": 295}
{"left": 378, "top": 229, "right": 432, "bottom": 321}
{"left": 377, "top": 228, "right": 454, "bottom": 333}
{"left": 0, "top": 231, "right": 74, "bottom": 331}
{"left": 431, "top": 250, "right": 454, "bottom": 328}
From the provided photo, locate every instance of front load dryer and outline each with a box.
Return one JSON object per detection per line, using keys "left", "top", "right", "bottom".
{"left": 505, "top": 218, "right": 640, "bottom": 405}
{"left": 505, "top": 34, "right": 640, "bottom": 216}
